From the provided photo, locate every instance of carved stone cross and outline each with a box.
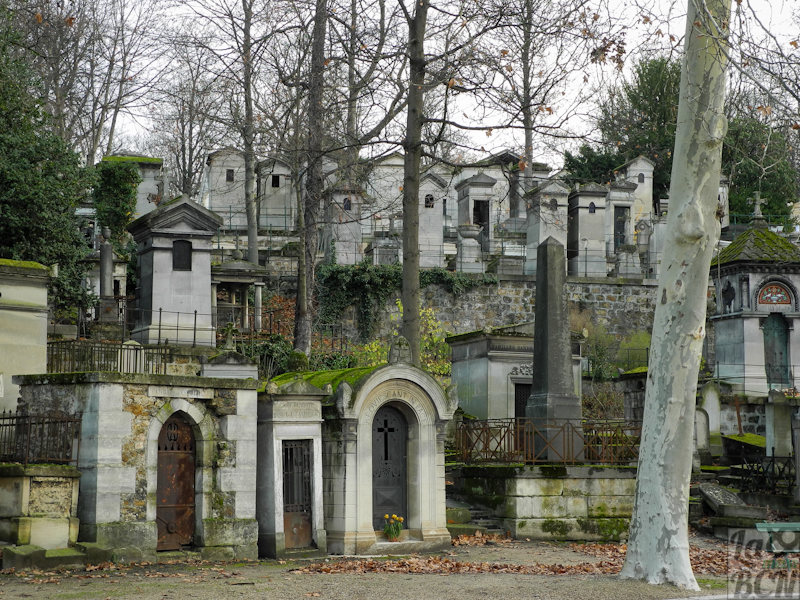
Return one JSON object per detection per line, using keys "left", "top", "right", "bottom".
{"left": 748, "top": 191, "right": 766, "bottom": 218}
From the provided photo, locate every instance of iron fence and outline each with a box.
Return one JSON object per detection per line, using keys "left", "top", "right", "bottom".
{"left": 0, "top": 410, "right": 82, "bottom": 466}
{"left": 47, "top": 340, "right": 169, "bottom": 374}
{"left": 455, "top": 418, "right": 642, "bottom": 465}
{"left": 736, "top": 454, "right": 796, "bottom": 496}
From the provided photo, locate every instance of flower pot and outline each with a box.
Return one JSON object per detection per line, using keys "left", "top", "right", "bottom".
{"left": 457, "top": 224, "right": 482, "bottom": 240}
{"left": 388, "top": 536, "right": 400, "bottom": 542}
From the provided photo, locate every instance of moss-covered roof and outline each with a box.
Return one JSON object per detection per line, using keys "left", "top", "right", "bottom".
{"left": 712, "top": 227, "right": 800, "bottom": 266}
{"left": 271, "top": 365, "right": 382, "bottom": 393}
{"left": 101, "top": 155, "right": 163, "bottom": 165}
{"left": 722, "top": 433, "right": 766, "bottom": 448}
{"left": 0, "top": 258, "right": 49, "bottom": 270}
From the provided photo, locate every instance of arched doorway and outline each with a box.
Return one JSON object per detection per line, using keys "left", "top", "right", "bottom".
{"left": 764, "top": 313, "right": 790, "bottom": 388}
{"left": 372, "top": 406, "right": 407, "bottom": 530}
{"left": 157, "top": 412, "right": 196, "bottom": 550}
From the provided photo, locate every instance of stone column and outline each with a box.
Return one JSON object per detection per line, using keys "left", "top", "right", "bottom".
{"left": 254, "top": 282, "right": 263, "bottom": 331}
{"left": 99, "top": 227, "right": 118, "bottom": 323}
{"left": 242, "top": 285, "right": 250, "bottom": 332}
{"left": 526, "top": 237, "right": 582, "bottom": 460}
{"left": 766, "top": 389, "right": 793, "bottom": 456}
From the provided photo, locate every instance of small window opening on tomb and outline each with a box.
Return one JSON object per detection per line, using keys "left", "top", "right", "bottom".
{"left": 343, "top": 197, "right": 352, "bottom": 211}
{"left": 272, "top": 174, "right": 280, "bottom": 188}
{"left": 226, "top": 169, "right": 235, "bottom": 183}
{"left": 589, "top": 202, "right": 596, "bottom": 213}
{"left": 173, "top": 240, "right": 192, "bottom": 271}
{"left": 425, "top": 194, "right": 435, "bottom": 208}
{"left": 638, "top": 173, "right": 645, "bottom": 183}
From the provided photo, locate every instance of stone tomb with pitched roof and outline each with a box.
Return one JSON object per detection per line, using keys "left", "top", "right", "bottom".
{"left": 711, "top": 217, "right": 800, "bottom": 395}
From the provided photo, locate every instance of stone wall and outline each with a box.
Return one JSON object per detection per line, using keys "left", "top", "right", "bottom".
{"left": 453, "top": 465, "right": 636, "bottom": 541}
{"left": 720, "top": 399, "right": 767, "bottom": 436}
{"left": 338, "top": 275, "right": 659, "bottom": 344}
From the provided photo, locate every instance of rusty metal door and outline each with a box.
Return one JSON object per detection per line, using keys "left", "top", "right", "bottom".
{"left": 372, "top": 406, "right": 407, "bottom": 530}
{"left": 283, "top": 440, "right": 313, "bottom": 549}
{"left": 157, "top": 412, "right": 195, "bottom": 551}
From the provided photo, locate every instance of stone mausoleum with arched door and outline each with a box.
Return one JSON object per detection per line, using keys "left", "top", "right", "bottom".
{"left": 266, "top": 342, "right": 457, "bottom": 556}
{"left": 712, "top": 220, "right": 800, "bottom": 396}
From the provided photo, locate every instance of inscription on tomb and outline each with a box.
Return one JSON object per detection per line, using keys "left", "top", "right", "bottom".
{"left": 148, "top": 386, "right": 214, "bottom": 400}
{"left": 272, "top": 401, "right": 321, "bottom": 421}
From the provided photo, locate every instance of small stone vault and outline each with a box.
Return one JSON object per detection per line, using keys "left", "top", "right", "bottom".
{"left": 16, "top": 372, "right": 259, "bottom": 562}
{"left": 266, "top": 356, "right": 458, "bottom": 556}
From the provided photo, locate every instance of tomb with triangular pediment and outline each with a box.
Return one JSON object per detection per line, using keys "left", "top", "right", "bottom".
{"left": 128, "top": 196, "right": 223, "bottom": 346}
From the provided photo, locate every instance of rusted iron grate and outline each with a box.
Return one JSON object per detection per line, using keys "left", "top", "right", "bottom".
{"left": 738, "top": 454, "right": 795, "bottom": 496}
{"left": 455, "top": 418, "right": 642, "bottom": 465}
{"left": 0, "top": 410, "right": 82, "bottom": 466}
{"left": 47, "top": 340, "right": 168, "bottom": 375}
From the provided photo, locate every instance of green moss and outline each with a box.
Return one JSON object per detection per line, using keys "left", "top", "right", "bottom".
{"left": 541, "top": 519, "right": 572, "bottom": 537}
{"left": 623, "top": 366, "right": 648, "bottom": 375}
{"left": 701, "top": 465, "right": 730, "bottom": 471}
{"left": 577, "top": 517, "right": 629, "bottom": 541}
{"left": 101, "top": 155, "right": 163, "bottom": 165}
{"left": 0, "top": 258, "right": 48, "bottom": 270}
{"left": 712, "top": 227, "right": 800, "bottom": 266}
{"left": 517, "top": 520, "right": 527, "bottom": 529}
{"left": 723, "top": 433, "right": 766, "bottom": 448}
{"left": 538, "top": 465, "right": 568, "bottom": 478}
{"left": 271, "top": 365, "right": 381, "bottom": 394}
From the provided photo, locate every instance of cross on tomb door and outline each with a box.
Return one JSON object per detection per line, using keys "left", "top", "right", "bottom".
{"left": 377, "top": 419, "right": 395, "bottom": 461}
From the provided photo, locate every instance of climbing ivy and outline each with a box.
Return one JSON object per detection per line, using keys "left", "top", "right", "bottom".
{"left": 316, "top": 261, "right": 498, "bottom": 340}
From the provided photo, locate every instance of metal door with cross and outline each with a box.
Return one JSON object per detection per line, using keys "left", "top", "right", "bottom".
{"left": 764, "top": 313, "right": 790, "bottom": 388}
{"left": 372, "top": 406, "right": 407, "bottom": 530}
{"left": 157, "top": 412, "right": 195, "bottom": 551}
{"left": 283, "top": 440, "right": 313, "bottom": 548}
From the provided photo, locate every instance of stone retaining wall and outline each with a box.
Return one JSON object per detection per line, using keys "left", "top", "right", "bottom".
{"left": 338, "top": 275, "right": 658, "bottom": 344}
{"left": 453, "top": 465, "right": 636, "bottom": 541}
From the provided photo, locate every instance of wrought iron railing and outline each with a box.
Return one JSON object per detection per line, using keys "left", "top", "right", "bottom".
{"left": 47, "top": 340, "right": 169, "bottom": 374}
{"left": 0, "top": 410, "right": 82, "bottom": 466}
{"left": 736, "top": 454, "right": 795, "bottom": 496}
{"left": 454, "top": 418, "right": 642, "bottom": 465}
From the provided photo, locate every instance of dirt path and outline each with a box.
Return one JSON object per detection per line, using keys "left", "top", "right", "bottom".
{"left": 0, "top": 538, "right": 751, "bottom": 600}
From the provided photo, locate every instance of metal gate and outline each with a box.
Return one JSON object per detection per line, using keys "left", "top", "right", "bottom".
{"left": 283, "top": 440, "right": 313, "bottom": 549}
{"left": 157, "top": 412, "right": 195, "bottom": 551}
{"left": 372, "top": 406, "right": 407, "bottom": 530}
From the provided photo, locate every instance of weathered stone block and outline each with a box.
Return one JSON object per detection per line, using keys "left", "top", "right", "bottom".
{"left": 508, "top": 477, "right": 564, "bottom": 497}
{"left": 587, "top": 496, "right": 634, "bottom": 518}
{"left": 198, "top": 518, "right": 258, "bottom": 547}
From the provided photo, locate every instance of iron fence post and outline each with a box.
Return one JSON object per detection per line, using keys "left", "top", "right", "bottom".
{"left": 193, "top": 310, "right": 198, "bottom": 348}
{"left": 158, "top": 308, "right": 162, "bottom": 345}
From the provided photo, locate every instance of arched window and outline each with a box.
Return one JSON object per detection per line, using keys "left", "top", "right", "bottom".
{"left": 343, "top": 197, "right": 352, "bottom": 211}
{"left": 588, "top": 202, "right": 596, "bottom": 214}
{"left": 424, "top": 194, "right": 435, "bottom": 208}
{"left": 638, "top": 173, "right": 645, "bottom": 183}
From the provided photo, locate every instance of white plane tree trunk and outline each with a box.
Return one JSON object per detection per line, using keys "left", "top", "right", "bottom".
{"left": 619, "top": 0, "right": 732, "bottom": 589}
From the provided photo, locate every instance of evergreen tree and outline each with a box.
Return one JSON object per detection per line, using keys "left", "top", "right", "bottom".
{"left": 0, "top": 11, "right": 96, "bottom": 309}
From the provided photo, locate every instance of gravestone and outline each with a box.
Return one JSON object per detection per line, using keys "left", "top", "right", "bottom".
{"left": 695, "top": 408, "right": 711, "bottom": 466}
{"left": 697, "top": 482, "right": 745, "bottom": 513}
{"left": 699, "top": 382, "right": 723, "bottom": 456}
{"left": 526, "top": 237, "right": 581, "bottom": 460}
{"left": 766, "top": 389, "right": 793, "bottom": 456}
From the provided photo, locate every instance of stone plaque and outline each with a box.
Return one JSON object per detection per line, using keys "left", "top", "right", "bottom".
{"left": 148, "top": 386, "right": 214, "bottom": 400}
{"left": 697, "top": 482, "right": 745, "bottom": 513}
{"left": 272, "top": 400, "right": 322, "bottom": 422}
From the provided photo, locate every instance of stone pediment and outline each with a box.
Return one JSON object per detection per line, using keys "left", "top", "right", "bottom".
{"left": 525, "top": 179, "right": 570, "bottom": 198}
{"left": 420, "top": 172, "right": 447, "bottom": 189}
{"left": 278, "top": 377, "right": 327, "bottom": 397}
{"left": 128, "top": 196, "right": 223, "bottom": 241}
{"left": 572, "top": 182, "right": 608, "bottom": 196}
{"left": 455, "top": 172, "right": 497, "bottom": 191}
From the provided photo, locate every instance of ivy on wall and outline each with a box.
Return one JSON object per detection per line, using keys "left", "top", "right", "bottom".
{"left": 316, "top": 261, "right": 498, "bottom": 340}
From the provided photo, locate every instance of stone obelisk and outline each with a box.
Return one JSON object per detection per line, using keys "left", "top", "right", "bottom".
{"left": 526, "top": 237, "right": 582, "bottom": 459}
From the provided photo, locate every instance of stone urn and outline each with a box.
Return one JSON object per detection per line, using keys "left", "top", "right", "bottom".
{"left": 457, "top": 223, "right": 482, "bottom": 240}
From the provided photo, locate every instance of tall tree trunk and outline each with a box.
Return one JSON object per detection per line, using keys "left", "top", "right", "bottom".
{"left": 294, "top": 0, "right": 327, "bottom": 356}
{"left": 400, "top": 0, "right": 427, "bottom": 367}
{"left": 242, "top": 0, "right": 259, "bottom": 265}
{"left": 520, "top": 0, "right": 533, "bottom": 194}
{"left": 619, "top": 0, "right": 731, "bottom": 589}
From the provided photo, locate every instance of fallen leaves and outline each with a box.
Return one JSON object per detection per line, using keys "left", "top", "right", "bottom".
{"left": 451, "top": 532, "right": 513, "bottom": 547}
{"left": 294, "top": 556, "right": 619, "bottom": 576}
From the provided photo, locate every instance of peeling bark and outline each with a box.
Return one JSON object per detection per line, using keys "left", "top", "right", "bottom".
{"left": 619, "top": 0, "right": 732, "bottom": 589}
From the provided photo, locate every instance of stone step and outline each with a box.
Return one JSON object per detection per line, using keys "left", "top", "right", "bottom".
{"left": 2, "top": 544, "right": 88, "bottom": 570}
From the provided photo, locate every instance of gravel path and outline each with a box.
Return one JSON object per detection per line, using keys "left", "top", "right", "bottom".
{"left": 0, "top": 540, "right": 737, "bottom": 600}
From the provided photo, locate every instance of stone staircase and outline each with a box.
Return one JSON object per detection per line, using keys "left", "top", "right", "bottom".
{"left": 445, "top": 497, "right": 507, "bottom": 538}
